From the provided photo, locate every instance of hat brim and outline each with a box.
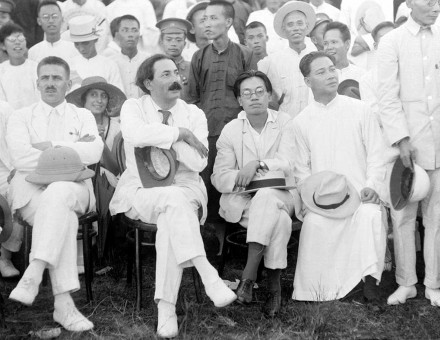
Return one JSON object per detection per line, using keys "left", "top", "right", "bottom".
{"left": 389, "top": 157, "right": 414, "bottom": 211}
{"left": 26, "top": 168, "right": 95, "bottom": 185}
{"left": 186, "top": 1, "right": 209, "bottom": 43}
{"left": 274, "top": 1, "right": 316, "bottom": 39}
{"left": 66, "top": 82, "right": 127, "bottom": 117}
{"left": 233, "top": 185, "right": 296, "bottom": 195}
{"left": 354, "top": 1, "right": 385, "bottom": 34}
{"left": 61, "top": 29, "right": 101, "bottom": 43}
{"left": 301, "top": 174, "right": 361, "bottom": 219}
{"left": 0, "top": 194, "right": 13, "bottom": 243}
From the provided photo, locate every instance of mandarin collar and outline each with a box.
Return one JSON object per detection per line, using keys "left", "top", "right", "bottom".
{"left": 312, "top": 94, "right": 339, "bottom": 109}
{"left": 406, "top": 14, "right": 432, "bottom": 36}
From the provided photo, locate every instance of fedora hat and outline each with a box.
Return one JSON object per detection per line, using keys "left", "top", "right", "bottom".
{"left": 186, "top": 1, "right": 209, "bottom": 43}
{"left": 274, "top": 1, "right": 316, "bottom": 39}
{"left": 233, "top": 170, "right": 295, "bottom": 195}
{"left": 0, "top": 194, "right": 13, "bottom": 243}
{"left": 66, "top": 76, "right": 127, "bottom": 117}
{"left": 26, "top": 146, "right": 95, "bottom": 185}
{"left": 338, "top": 79, "right": 361, "bottom": 100}
{"left": 389, "top": 158, "right": 430, "bottom": 211}
{"left": 62, "top": 15, "right": 102, "bottom": 43}
{"left": 355, "top": 1, "right": 385, "bottom": 34}
{"left": 301, "top": 171, "right": 360, "bottom": 218}
{"left": 134, "top": 146, "right": 179, "bottom": 188}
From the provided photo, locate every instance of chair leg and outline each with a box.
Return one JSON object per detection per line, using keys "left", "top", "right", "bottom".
{"left": 126, "top": 236, "right": 134, "bottom": 285}
{"left": 135, "top": 228, "right": 142, "bottom": 311}
{"left": 0, "top": 290, "right": 5, "bottom": 328}
{"left": 83, "top": 222, "right": 94, "bottom": 302}
{"left": 192, "top": 268, "right": 203, "bottom": 303}
{"left": 23, "top": 223, "right": 32, "bottom": 273}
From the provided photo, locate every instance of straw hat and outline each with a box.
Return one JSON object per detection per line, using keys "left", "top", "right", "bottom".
{"left": 233, "top": 170, "right": 295, "bottom": 195}
{"left": 389, "top": 158, "right": 430, "bottom": 211}
{"left": 301, "top": 171, "right": 360, "bottom": 218}
{"left": 62, "top": 15, "right": 102, "bottom": 42}
{"left": 274, "top": 1, "right": 316, "bottom": 39}
{"left": 66, "top": 76, "right": 127, "bottom": 117}
{"left": 0, "top": 194, "right": 13, "bottom": 243}
{"left": 355, "top": 1, "right": 385, "bottom": 34}
{"left": 337, "top": 79, "right": 361, "bottom": 100}
{"left": 26, "top": 146, "right": 95, "bottom": 185}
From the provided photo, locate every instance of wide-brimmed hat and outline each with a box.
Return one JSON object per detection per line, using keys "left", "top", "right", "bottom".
{"left": 338, "top": 79, "right": 361, "bottom": 100}
{"left": 62, "top": 15, "right": 102, "bottom": 42}
{"left": 186, "top": 1, "right": 209, "bottom": 43}
{"left": 301, "top": 171, "right": 360, "bottom": 218}
{"left": 66, "top": 76, "right": 127, "bottom": 117}
{"left": 389, "top": 158, "right": 430, "bottom": 211}
{"left": 134, "top": 146, "right": 179, "bottom": 188}
{"left": 233, "top": 170, "right": 295, "bottom": 195}
{"left": 274, "top": 1, "right": 316, "bottom": 39}
{"left": 355, "top": 1, "right": 385, "bottom": 34}
{"left": 26, "top": 146, "right": 95, "bottom": 185}
{"left": 0, "top": 194, "right": 13, "bottom": 243}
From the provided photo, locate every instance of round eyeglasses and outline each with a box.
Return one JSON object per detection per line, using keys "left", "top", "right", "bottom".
{"left": 40, "top": 13, "right": 60, "bottom": 21}
{"left": 426, "top": 0, "right": 440, "bottom": 7}
{"left": 240, "top": 87, "right": 266, "bottom": 99}
{"left": 5, "top": 34, "right": 26, "bottom": 43}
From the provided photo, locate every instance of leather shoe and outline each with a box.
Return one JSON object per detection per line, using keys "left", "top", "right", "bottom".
{"left": 236, "top": 279, "right": 254, "bottom": 304}
{"left": 262, "top": 289, "right": 281, "bottom": 318}
{"left": 387, "top": 285, "right": 417, "bottom": 305}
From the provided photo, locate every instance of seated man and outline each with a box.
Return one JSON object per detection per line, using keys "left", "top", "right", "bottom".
{"left": 109, "top": 54, "right": 236, "bottom": 339}
{"left": 211, "top": 70, "right": 297, "bottom": 317}
{"left": 292, "top": 51, "right": 387, "bottom": 303}
{"left": 6, "top": 56, "right": 103, "bottom": 331}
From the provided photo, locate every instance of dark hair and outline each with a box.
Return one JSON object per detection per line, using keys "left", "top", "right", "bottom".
{"left": 233, "top": 70, "right": 272, "bottom": 98}
{"left": 371, "top": 21, "right": 395, "bottom": 42}
{"left": 135, "top": 54, "right": 173, "bottom": 94}
{"left": 245, "top": 21, "right": 267, "bottom": 35}
{"left": 324, "top": 21, "right": 351, "bottom": 42}
{"left": 299, "top": 51, "right": 335, "bottom": 77}
{"left": 208, "top": 1, "right": 235, "bottom": 21}
{"left": 37, "top": 56, "right": 70, "bottom": 78}
{"left": 37, "top": 0, "right": 61, "bottom": 15}
{"left": 0, "top": 23, "right": 24, "bottom": 44}
{"left": 115, "top": 14, "right": 140, "bottom": 32}
{"left": 109, "top": 18, "right": 119, "bottom": 38}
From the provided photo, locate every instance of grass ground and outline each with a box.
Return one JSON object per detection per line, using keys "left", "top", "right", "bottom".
{"left": 1, "top": 226, "right": 439, "bottom": 339}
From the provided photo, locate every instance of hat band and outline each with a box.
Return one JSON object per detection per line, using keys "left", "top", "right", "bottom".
{"left": 70, "top": 27, "right": 100, "bottom": 38}
{"left": 313, "top": 193, "right": 350, "bottom": 210}
{"left": 246, "top": 178, "right": 286, "bottom": 191}
{"left": 35, "top": 165, "right": 87, "bottom": 176}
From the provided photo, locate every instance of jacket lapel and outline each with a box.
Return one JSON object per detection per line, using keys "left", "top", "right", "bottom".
{"left": 241, "top": 121, "right": 258, "bottom": 162}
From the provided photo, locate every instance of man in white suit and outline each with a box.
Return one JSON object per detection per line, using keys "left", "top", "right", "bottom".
{"left": 211, "top": 70, "right": 297, "bottom": 317}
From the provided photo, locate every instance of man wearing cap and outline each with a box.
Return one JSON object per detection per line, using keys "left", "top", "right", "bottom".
{"left": 212, "top": 70, "right": 297, "bottom": 317}
{"left": 28, "top": 1, "right": 80, "bottom": 64}
{"left": 157, "top": 17, "right": 193, "bottom": 103}
{"left": 5, "top": 56, "right": 103, "bottom": 331}
{"left": 0, "top": 0, "right": 14, "bottom": 29}
{"left": 377, "top": 0, "right": 440, "bottom": 307}
{"left": 67, "top": 15, "right": 124, "bottom": 92}
{"left": 187, "top": 0, "right": 256, "bottom": 227}
{"left": 109, "top": 54, "right": 236, "bottom": 338}
{"left": 309, "top": 15, "right": 331, "bottom": 51}
{"left": 292, "top": 51, "right": 387, "bottom": 302}
{"left": 258, "top": 1, "right": 317, "bottom": 118}
{"left": 109, "top": 15, "right": 149, "bottom": 99}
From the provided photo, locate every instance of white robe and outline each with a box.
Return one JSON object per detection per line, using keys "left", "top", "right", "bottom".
{"left": 291, "top": 94, "right": 387, "bottom": 301}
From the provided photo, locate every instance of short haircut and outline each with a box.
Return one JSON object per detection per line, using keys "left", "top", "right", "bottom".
{"left": 233, "top": 70, "right": 273, "bottom": 98}
{"left": 135, "top": 54, "right": 173, "bottom": 94}
{"left": 371, "top": 21, "right": 395, "bottom": 42}
{"left": 324, "top": 21, "right": 351, "bottom": 42}
{"left": 116, "top": 14, "right": 140, "bottom": 32}
{"left": 299, "top": 51, "right": 335, "bottom": 77}
{"left": 245, "top": 21, "right": 267, "bottom": 35}
{"left": 207, "top": 1, "right": 235, "bottom": 20}
{"left": 0, "top": 23, "right": 24, "bottom": 44}
{"left": 37, "top": 56, "right": 70, "bottom": 78}
{"left": 37, "top": 0, "right": 61, "bottom": 15}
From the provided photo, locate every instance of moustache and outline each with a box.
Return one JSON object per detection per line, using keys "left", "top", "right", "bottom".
{"left": 45, "top": 86, "right": 57, "bottom": 91}
{"left": 168, "top": 82, "right": 182, "bottom": 91}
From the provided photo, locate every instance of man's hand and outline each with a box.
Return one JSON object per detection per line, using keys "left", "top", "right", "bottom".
{"left": 32, "top": 141, "right": 52, "bottom": 151}
{"left": 398, "top": 138, "right": 416, "bottom": 170}
{"left": 77, "top": 134, "right": 96, "bottom": 142}
{"left": 178, "top": 127, "right": 208, "bottom": 158}
{"left": 360, "top": 187, "right": 380, "bottom": 204}
{"left": 235, "top": 160, "right": 259, "bottom": 188}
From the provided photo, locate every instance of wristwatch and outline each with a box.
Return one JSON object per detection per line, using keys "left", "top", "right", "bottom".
{"left": 259, "top": 161, "right": 268, "bottom": 170}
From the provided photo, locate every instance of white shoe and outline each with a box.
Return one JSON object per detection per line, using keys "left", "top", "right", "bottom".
{"left": 205, "top": 278, "right": 237, "bottom": 308}
{"left": 157, "top": 301, "right": 178, "bottom": 338}
{"left": 425, "top": 288, "right": 440, "bottom": 307}
{"left": 387, "top": 285, "right": 417, "bottom": 305}
{"left": 0, "top": 259, "right": 19, "bottom": 278}
{"left": 53, "top": 302, "right": 94, "bottom": 332}
{"left": 9, "top": 277, "right": 40, "bottom": 306}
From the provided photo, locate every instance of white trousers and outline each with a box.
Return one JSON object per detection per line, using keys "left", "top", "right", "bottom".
{"left": 126, "top": 186, "right": 206, "bottom": 305}
{"left": 391, "top": 168, "right": 440, "bottom": 288}
{"left": 18, "top": 181, "right": 90, "bottom": 295}
{"left": 238, "top": 188, "right": 294, "bottom": 269}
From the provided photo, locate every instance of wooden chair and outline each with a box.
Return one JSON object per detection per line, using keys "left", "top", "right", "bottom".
{"left": 114, "top": 134, "right": 202, "bottom": 311}
{"left": 0, "top": 194, "right": 13, "bottom": 328}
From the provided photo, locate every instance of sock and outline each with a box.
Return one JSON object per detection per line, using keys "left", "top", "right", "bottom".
{"left": 242, "top": 242, "right": 265, "bottom": 282}
{"left": 23, "top": 259, "right": 46, "bottom": 283}
{"left": 266, "top": 269, "right": 281, "bottom": 292}
{"left": 191, "top": 256, "right": 219, "bottom": 286}
{"left": 0, "top": 246, "right": 12, "bottom": 260}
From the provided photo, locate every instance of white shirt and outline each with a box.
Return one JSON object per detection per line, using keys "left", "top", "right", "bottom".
{"left": 0, "top": 59, "right": 39, "bottom": 110}
{"left": 110, "top": 50, "right": 150, "bottom": 99}
{"left": 258, "top": 41, "right": 317, "bottom": 118}
{"left": 70, "top": 54, "right": 124, "bottom": 93}
{"left": 338, "top": 63, "right": 366, "bottom": 83}
{"left": 0, "top": 101, "right": 13, "bottom": 195}
{"left": 28, "top": 39, "right": 80, "bottom": 64}
{"left": 310, "top": 2, "right": 340, "bottom": 21}
{"left": 244, "top": 110, "right": 276, "bottom": 160}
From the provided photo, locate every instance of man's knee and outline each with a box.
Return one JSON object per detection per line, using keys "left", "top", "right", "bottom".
{"left": 251, "top": 188, "right": 282, "bottom": 211}
{"left": 40, "top": 182, "right": 85, "bottom": 208}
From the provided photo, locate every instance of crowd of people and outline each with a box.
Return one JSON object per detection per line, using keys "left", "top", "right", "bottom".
{"left": 0, "top": 0, "right": 438, "bottom": 338}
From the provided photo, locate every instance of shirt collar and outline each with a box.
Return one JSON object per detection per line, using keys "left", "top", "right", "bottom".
{"left": 238, "top": 109, "right": 276, "bottom": 123}
{"left": 149, "top": 96, "right": 177, "bottom": 117}
{"left": 40, "top": 100, "right": 67, "bottom": 116}
{"left": 312, "top": 94, "right": 339, "bottom": 108}
{"left": 406, "top": 13, "right": 431, "bottom": 36}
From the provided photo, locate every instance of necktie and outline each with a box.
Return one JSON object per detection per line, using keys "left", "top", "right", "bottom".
{"left": 47, "top": 108, "right": 63, "bottom": 140}
{"left": 159, "top": 110, "right": 171, "bottom": 125}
